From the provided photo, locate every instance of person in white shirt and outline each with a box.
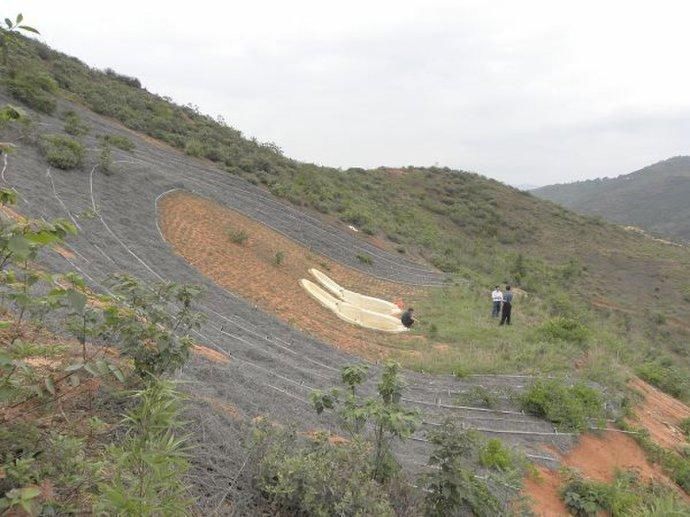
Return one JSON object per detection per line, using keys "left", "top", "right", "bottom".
{"left": 491, "top": 285, "right": 503, "bottom": 318}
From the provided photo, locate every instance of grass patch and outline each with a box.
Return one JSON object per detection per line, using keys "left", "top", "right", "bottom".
{"left": 534, "top": 316, "right": 589, "bottom": 345}
{"left": 636, "top": 359, "right": 690, "bottom": 402}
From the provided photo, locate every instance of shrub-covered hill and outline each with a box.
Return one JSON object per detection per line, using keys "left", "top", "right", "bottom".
{"left": 534, "top": 156, "right": 690, "bottom": 242}
{"left": 2, "top": 33, "right": 690, "bottom": 399}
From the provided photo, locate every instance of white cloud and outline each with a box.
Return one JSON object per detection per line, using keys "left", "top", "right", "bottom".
{"left": 6, "top": 0, "right": 690, "bottom": 184}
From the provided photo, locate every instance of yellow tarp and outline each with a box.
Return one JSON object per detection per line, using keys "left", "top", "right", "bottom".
{"left": 299, "top": 278, "right": 408, "bottom": 333}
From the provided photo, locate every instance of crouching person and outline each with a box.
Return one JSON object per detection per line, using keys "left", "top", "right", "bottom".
{"left": 401, "top": 307, "right": 415, "bottom": 328}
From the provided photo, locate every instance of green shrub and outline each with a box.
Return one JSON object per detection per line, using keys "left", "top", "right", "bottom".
{"left": 228, "top": 228, "right": 248, "bottom": 245}
{"left": 560, "top": 469, "right": 690, "bottom": 517}
{"left": 4, "top": 70, "right": 58, "bottom": 114}
{"left": 356, "top": 253, "right": 373, "bottom": 265}
{"left": 422, "top": 421, "right": 500, "bottom": 517}
{"left": 535, "top": 316, "right": 589, "bottom": 345}
{"left": 454, "top": 386, "right": 498, "bottom": 409}
{"left": 272, "top": 250, "right": 285, "bottom": 266}
{"left": 184, "top": 138, "right": 204, "bottom": 158}
{"left": 99, "top": 141, "right": 112, "bottom": 173}
{"left": 96, "top": 380, "right": 191, "bottom": 515}
{"left": 101, "top": 134, "right": 135, "bottom": 151}
{"left": 479, "top": 439, "right": 514, "bottom": 471}
{"left": 38, "top": 134, "right": 85, "bottom": 169}
{"left": 63, "top": 110, "right": 89, "bottom": 136}
{"left": 252, "top": 424, "right": 396, "bottom": 516}
{"left": 520, "top": 379, "right": 604, "bottom": 432}
{"left": 0, "top": 104, "right": 25, "bottom": 125}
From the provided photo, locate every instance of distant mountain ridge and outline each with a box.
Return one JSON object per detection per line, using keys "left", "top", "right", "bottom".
{"left": 533, "top": 156, "right": 690, "bottom": 241}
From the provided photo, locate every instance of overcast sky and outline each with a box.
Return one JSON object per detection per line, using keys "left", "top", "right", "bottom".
{"left": 7, "top": 0, "right": 690, "bottom": 185}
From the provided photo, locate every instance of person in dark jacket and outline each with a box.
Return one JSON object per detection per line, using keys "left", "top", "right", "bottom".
{"left": 500, "top": 286, "right": 513, "bottom": 326}
{"left": 401, "top": 307, "right": 415, "bottom": 328}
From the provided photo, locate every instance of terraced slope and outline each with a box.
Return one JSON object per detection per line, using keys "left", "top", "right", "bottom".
{"left": 0, "top": 92, "right": 576, "bottom": 510}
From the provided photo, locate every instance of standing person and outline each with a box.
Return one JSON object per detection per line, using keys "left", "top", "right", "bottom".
{"left": 491, "top": 285, "right": 503, "bottom": 318}
{"left": 500, "top": 285, "right": 513, "bottom": 326}
{"left": 401, "top": 307, "right": 415, "bottom": 328}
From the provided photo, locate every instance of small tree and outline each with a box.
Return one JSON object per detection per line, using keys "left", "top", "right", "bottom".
{"left": 99, "top": 140, "right": 113, "bottom": 173}
{"left": 102, "top": 274, "right": 205, "bottom": 379}
{"left": 0, "top": 14, "right": 39, "bottom": 67}
{"left": 310, "top": 361, "right": 420, "bottom": 482}
{"left": 97, "top": 380, "right": 191, "bottom": 514}
{"left": 423, "top": 421, "right": 500, "bottom": 517}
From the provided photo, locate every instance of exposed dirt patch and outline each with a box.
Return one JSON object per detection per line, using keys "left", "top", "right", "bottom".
{"left": 198, "top": 396, "right": 242, "bottom": 420}
{"left": 629, "top": 377, "right": 690, "bottom": 451}
{"left": 522, "top": 465, "right": 568, "bottom": 516}
{"left": 524, "top": 431, "right": 667, "bottom": 515}
{"left": 159, "top": 191, "right": 423, "bottom": 359}
{"left": 192, "top": 344, "right": 231, "bottom": 365}
{"left": 53, "top": 245, "right": 76, "bottom": 260}
{"left": 558, "top": 431, "right": 664, "bottom": 483}
{"left": 304, "top": 429, "right": 349, "bottom": 445}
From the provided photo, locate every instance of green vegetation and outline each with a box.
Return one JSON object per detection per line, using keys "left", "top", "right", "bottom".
{"left": 534, "top": 156, "right": 690, "bottom": 243}
{"left": 38, "top": 133, "right": 85, "bottom": 169}
{"left": 100, "top": 133, "right": 135, "bottom": 152}
{"left": 4, "top": 33, "right": 690, "bottom": 403}
{"left": 636, "top": 358, "right": 690, "bottom": 401}
{"left": 253, "top": 425, "right": 399, "bottom": 516}
{"left": 0, "top": 184, "right": 199, "bottom": 513}
{"left": 227, "top": 227, "right": 248, "bottom": 245}
{"left": 479, "top": 439, "right": 521, "bottom": 472}
{"left": 62, "top": 110, "right": 89, "bottom": 136}
{"left": 535, "top": 316, "right": 589, "bottom": 345}
{"left": 0, "top": 104, "right": 24, "bottom": 125}
{"left": 617, "top": 420, "right": 690, "bottom": 493}
{"left": 272, "top": 250, "right": 285, "bottom": 266}
{"left": 254, "top": 363, "right": 523, "bottom": 515}
{"left": 560, "top": 469, "right": 690, "bottom": 516}
{"left": 99, "top": 139, "right": 113, "bottom": 172}
{"left": 310, "top": 362, "right": 420, "bottom": 482}
{"left": 519, "top": 379, "right": 605, "bottom": 432}
{"left": 454, "top": 386, "right": 500, "bottom": 409}
{"left": 422, "top": 421, "right": 500, "bottom": 516}
{"left": 356, "top": 252, "right": 373, "bottom": 265}
{"left": 97, "top": 381, "right": 191, "bottom": 514}
{"left": 4, "top": 69, "right": 57, "bottom": 114}
{"left": 680, "top": 417, "right": 690, "bottom": 439}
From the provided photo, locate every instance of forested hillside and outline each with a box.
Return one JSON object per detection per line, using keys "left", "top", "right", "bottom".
{"left": 534, "top": 156, "right": 690, "bottom": 242}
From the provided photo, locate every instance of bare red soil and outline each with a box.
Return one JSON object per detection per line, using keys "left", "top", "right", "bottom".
{"left": 629, "top": 377, "right": 690, "bottom": 451}
{"left": 523, "top": 378, "right": 690, "bottom": 514}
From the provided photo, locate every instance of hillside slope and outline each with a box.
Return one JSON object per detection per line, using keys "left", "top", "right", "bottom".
{"left": 534, "top": 156, "right": 690, "bottom": 241}
{"left": 1, "top": 30, "right": 690, "bottom": 514}
{"left": 2, "top": 33, "right": 690, "bottom": 390}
